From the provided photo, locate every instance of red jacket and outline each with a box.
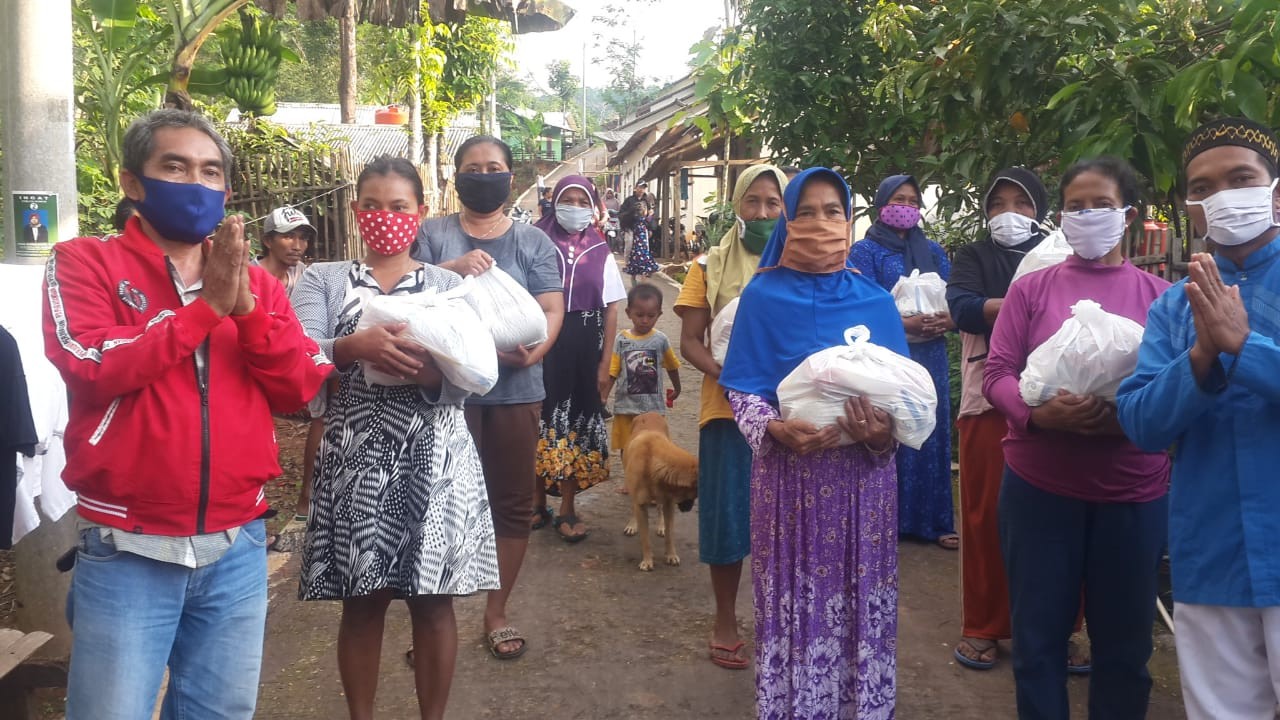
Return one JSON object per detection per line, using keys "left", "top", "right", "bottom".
{"left": 42, "top": 218, "right": 332, "bottom": 535}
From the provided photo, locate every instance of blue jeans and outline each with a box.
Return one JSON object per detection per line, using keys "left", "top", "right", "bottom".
{"left": 65, "top": 520, "right": 269, "bottom": 720}
{"left": 998, "top": 468, "right": 1167, "bottom": 720}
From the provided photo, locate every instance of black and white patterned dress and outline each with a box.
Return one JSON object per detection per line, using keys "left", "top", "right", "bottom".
{"left": 298, "top": 262, "right": 499, "bottom": 600}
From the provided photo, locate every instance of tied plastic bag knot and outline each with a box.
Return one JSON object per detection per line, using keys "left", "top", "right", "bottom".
{"left": 470, "top": 265, "right": 549, "bottom": 351}
{"left": 1011, "top": 229, "right": 1071, "bottom": 284}
{"left": 710, "top": 296, "right": 741, "bottom": 365}
{"left": 777, "top": 325, "right": 938, "bottom": 449}
{"left": 890, "top": 269, "right": 948, "bottom": 318}
{"left": 844, "top": 325, "right": 871, "bottom": 346}
{"left": 357, "top": 277, "right": 499, "bottom": 395}
{"left": 1018, "top": 298, "right": 1145, "bottom": 406}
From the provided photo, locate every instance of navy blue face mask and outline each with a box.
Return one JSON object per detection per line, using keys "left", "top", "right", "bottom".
{"left": 133, "top": 176, "right": 227, "bottom": 244}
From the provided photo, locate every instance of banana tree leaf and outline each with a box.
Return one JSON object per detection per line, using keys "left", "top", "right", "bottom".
{"left": 254, "top": 0, "right": 574, "bottom": 33}
{"left": 90, "top": 0, "right": 139, "bottom": 51}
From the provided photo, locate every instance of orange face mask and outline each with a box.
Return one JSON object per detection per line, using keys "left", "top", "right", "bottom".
{"left": 777, "top": 217, "right": 853, "bottom": 274}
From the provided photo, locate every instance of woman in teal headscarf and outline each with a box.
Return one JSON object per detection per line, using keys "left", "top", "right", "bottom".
{"left": 721, "top": 168, "right": 907, "bottom": 718}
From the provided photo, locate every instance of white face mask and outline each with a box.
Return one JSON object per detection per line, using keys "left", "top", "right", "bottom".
{"left": 1185, "top": 179, "right": 1279, "bottom": 247}
{"left": 987, "top": 212, "right": 1038, "bottom": 248}
{"left": 555, "top": 204, "right": 595, "bottom": 233}
{"left": 1060, "top": 206, "right": 1130, "bottom": 260}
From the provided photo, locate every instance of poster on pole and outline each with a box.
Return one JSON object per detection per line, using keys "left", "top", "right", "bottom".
{"left": 12, "top": 192, "right": 59, "bottom": 258}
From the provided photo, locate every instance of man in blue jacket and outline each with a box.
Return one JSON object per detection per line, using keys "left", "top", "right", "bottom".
{"left": 1117, "top": 117, "right": 1280, "bottom": 719}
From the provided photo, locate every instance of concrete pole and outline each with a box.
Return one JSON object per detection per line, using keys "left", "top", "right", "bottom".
{"left": 2, "top": 0, "right": 79, "bottom": 264}
{"left": 2, "top": 0, "right": 81, "bottom": 657}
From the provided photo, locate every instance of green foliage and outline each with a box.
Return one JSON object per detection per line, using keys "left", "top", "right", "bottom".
{"left": 273, "top": 10, "right": 340, "bottom": 103}
{"left": 357, "top": 19, "right": 448, "bottom": 107}
{"left": 74, "top": 0, "right": 169, "bottom": 180}
{"left": 687, "top": 26, "right": 753, "bottom": 147}
{"left": 504, "top": 110, "right": 547, "bottom": 159}
{"left": 700, "top": 0, "right": 1280, "bottom": 227}
{"left": 431, "top": 16, "right": 513, "bottom": 132}
{"left": 546, "top": 59, "right": 580, "bottom": 114}
{"left": 700, "top": 193, "right": 736, "bottom": 248}
{"left": 592, "top": 1, "right": 663, "bottom": 119}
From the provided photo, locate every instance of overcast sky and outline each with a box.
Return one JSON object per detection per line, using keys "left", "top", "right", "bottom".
{"left": 510, "top": 0, "right": 728, "bottom": 93}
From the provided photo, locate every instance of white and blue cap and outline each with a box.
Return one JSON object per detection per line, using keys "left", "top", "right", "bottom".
{"left": 264, "top": 206, "right": 315, "bottom": 236}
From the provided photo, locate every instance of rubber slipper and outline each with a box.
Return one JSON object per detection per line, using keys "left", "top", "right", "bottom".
{"left": 530, "top": 505, "right": 553, "bottom": 531}
{"left": 936, "top": 533, "right": 960, "bottom": 551}
{"left": 953, "top": 638, "right": 998, "bottom": 670}
{"left": 554, "top": 514, "right": 588, "bottom": 543}
{"left": 709, "top": 641, "right": 749, "bottom": 670}
{"left": 1067, "top": 639, "right": 1091, "bottom": 675}
{"left": 487, "top": 626, "right": 527, "bottom": 660}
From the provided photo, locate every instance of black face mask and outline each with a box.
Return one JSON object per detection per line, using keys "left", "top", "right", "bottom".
{"left": 455, "top": 172, "right": 512, "bottom": 213}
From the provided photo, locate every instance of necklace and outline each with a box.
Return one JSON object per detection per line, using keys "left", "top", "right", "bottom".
{"left": 460, "top": 212, "right": 507, "bottom": 239}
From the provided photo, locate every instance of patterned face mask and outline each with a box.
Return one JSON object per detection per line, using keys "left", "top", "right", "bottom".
{"left": 357, "top": 209, "right": 419, "bottom": 256}
{"left": 879, "top": 203, "right": 921, "bottom": 230}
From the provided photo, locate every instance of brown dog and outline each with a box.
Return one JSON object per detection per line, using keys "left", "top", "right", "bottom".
{"left": 621, "top": 412, "right": 698, "bottom": 571}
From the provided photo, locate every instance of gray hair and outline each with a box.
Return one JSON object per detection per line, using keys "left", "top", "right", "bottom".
{"left": 121, "top": 109, "right": 234, "bottom": 183}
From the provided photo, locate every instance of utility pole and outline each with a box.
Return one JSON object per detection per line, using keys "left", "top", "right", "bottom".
{"left": 582, "top": 42, "right": 588, "bottom": 148}
{"left": 1, "top": 0, "right": 81, "bottom": 656}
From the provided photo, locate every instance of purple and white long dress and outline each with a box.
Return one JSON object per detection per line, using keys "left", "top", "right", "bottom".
{"left": 728, "top": 389, "right": 899, "bottom": 720}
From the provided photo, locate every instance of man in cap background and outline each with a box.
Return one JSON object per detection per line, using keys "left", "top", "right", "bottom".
{"left": 256, "top": 206, "right": 316, "bottom": 296}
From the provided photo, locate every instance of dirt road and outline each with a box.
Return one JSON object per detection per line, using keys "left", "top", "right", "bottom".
{"left": 257, "top": 275, "right": 1185, "bottom": 719}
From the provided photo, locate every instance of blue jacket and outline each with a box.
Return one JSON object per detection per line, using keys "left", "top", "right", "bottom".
{"left": 1116, "top": 238, "right": 1280, "bottom": 607}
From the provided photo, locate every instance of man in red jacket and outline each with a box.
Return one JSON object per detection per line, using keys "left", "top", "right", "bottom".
{"left": 43, "top": 109, "right": 332, "bottom": 720}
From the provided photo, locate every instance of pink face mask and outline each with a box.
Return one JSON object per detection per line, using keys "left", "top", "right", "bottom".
{"left": 357, "top": 209, "right": 419, "bottom": 256}
{"left": 879, "top": 203, "right": 921, "bottom": 230}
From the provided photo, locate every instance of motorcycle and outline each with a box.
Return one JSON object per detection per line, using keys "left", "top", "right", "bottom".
{"left": 604, "top": 209, "right": 623, "bottom": 254}
{"left": 508, "top": 206, "right": 534, "bottom": 224}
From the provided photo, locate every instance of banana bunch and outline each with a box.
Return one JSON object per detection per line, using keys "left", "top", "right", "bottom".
{"left": 219, "top": 10, "right": 285, "bottom": 117}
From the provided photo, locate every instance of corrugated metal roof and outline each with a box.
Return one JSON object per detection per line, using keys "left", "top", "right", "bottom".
{"left": 223, "top": 113, "right": 482, "bottom": 168}
{"left": 226, "top": 102, "right": 385, "bottom": 125}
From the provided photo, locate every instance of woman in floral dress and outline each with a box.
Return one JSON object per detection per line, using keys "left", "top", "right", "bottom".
{"left": 533, "top": 175, "right": 628, "bottom": 542}
{"left": 720, "top": 167, "right": 909, "bottom": 719}
{"left": 624, "top": 197, "right": 660, "bottom": 285}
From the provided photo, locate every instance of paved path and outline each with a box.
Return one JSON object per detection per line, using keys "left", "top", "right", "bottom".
{"left": 257, "top": 273, "right": 1185, "bottom": 719}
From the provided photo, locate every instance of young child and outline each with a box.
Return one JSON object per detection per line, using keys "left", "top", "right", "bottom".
{"left": 604, "top": 283, "right": 682, "bottom": 464}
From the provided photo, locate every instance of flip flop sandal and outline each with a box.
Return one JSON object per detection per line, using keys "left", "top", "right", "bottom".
{"left": 936, "top": 534, "right": 960, "bottom": 551}
{"left": 486, "top": 626, "right": 528, "bottom": 660}
{"left": 554, "top": 514, "right": 589, "bottom": 543}
{"left": 953, "top": 638, "right": 998, "bottom": 670}
{"left": 709, "top": 641, "right": 750, "bottom": 670}
{"left": 1067, "top": 639, "right": 1092, "bottom": 675}
{"left": 530, "top": 505, "right": 553, "bottom": 531}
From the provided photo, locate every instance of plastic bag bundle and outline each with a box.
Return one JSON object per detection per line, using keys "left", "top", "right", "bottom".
{"left": 777, "top": 326, "right": 938, "bottom": 450}
{"left": 357, "top": 278, "right": 499, "bottom": 395}
{"left": 710, "top": 296, "right": 740, "bottom": 365}
{"left": 1018, "top": 299, "right": 1145, "bottom": 406}
{"left": 890, "top": 269, "right": 948, "bottom": 317}
{"left": 469, "top": 266, "right": 548, "bottom": 351}
{"left": 1011, "top": 229, "right": 1071, "bottom": 284}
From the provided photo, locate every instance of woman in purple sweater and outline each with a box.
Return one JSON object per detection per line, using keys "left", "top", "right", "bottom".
{"left": 983, "top": 157, "right": 1171, "bottom": 719}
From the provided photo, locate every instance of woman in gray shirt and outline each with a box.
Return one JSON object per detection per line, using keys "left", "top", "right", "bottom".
{"left": 413, "top": 135, "right": 565, "bottom": 660}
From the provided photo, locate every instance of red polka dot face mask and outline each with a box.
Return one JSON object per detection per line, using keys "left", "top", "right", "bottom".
{"left": 357, "top": 209, "right": 419, "bottom": 256}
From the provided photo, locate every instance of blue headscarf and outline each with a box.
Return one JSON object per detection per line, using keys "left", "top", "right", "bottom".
{"left": 864, "top": 174, "right": 939, "bottom": 274}
{"left": 719, "top": 168, "right": 909, "bottom": 405}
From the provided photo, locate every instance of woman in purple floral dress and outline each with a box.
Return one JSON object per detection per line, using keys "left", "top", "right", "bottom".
{"left": 720, "top": 168, "right": 910, "bottom": 719}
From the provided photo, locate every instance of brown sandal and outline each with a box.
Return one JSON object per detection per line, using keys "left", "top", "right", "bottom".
{"left": 487, "top": 626, "right": 527, "bottom": 660}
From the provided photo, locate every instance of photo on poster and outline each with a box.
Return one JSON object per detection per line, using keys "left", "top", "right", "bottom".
{"left": 12, "top": 192, "right": 58, "bottom": 257}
